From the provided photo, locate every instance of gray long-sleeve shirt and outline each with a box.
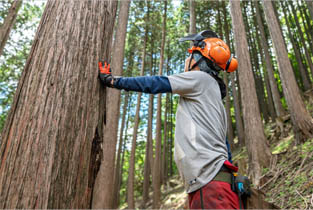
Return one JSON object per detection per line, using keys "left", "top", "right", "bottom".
{"left": 113, "top": 70, "right": 228, "bottom": 193}
{"left": 168, "top": 71, "right": 228, "bottom": 193}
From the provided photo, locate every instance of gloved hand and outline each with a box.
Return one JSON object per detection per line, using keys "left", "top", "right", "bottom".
{"left": 99, "top": 61, "right": 114, "bottom": 87}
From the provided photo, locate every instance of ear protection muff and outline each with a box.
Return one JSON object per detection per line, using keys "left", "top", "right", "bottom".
{"left": 226, "top": 56, "right": 238, "bottom": 73}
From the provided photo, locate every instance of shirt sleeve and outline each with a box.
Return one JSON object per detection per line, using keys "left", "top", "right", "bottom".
{"left": 167, "top": 71, "right": 203, "bottom": 97}
{"left": 114, "top": 75, "right": 172, "bottom": 94}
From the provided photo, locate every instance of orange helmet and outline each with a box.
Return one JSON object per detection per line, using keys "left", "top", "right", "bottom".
{"left": 180, "top": 30, "right": 238, "bottom": 73}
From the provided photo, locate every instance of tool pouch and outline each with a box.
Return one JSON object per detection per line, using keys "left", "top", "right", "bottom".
{"left": 233, "top": 175, "right": 251, "bottom": 209}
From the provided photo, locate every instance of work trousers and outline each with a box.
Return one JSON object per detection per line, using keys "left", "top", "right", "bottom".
{"left": 188, "top": 180, "right": 240, "bottom": 209}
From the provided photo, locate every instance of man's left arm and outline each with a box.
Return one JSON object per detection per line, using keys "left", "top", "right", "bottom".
{"left": 99, "top": 61, "right": 172, "bottom": 94}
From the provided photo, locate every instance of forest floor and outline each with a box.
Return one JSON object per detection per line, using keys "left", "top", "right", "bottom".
{"left": 129, "top": 91, "right": 313, "bottom": 209}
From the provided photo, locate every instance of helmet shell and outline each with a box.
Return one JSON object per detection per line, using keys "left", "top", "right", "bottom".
{"left": 188, "top": 38, "right": 238, "bottom": 72}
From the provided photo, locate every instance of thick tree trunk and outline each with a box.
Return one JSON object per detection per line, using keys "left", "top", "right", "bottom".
{"left": 0, "top": 0, "right": 117, "bottom": 208}
{"left": 230, "top": 0, "right": 272, "bottom": 186}
{"left": 263, "top": 0, "right": 313, "bottom": 143}
{"left": 127, "top": 18, "right": 148, "bottom": 209}
{"left": 0, "top": 0, "right": 22, "bottom": 57}
{"left": 153, "top": 2, "right": 167, "bottom": 208}
{"left": 254, "top": 1, "right": 286, "bottom": 117}
{"left": 93, "top": 0, "right": 130, "bottom": 208}
{"left": 222, "top": 0, "right": 244, "bottom": 146}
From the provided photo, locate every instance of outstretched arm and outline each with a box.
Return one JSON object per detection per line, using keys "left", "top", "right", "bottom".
{"left": 114, "top": 76, "right": 172, "bottom": 94}
{"left": 99, "top": 61, "right": 172, "bottom": 94}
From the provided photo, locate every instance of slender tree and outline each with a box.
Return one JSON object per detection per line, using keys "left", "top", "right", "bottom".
{"left": 0, "top": 0, "right": 117, "bottom": 208}
{"left": 127, "top": 9, "right": 149, "bottom": 208}
{"left": 153, "top": 1, "right": 167, "bottom": 208}
{"left": 254, "top": 1, "right": 286, "bottom": 117}
{"left": 143, "top": 4, "right": 153, "bottom": 204}
{"left": 230, "top": 0, "right": 272, "bottom": 185}
{"left": 289, "top": 1, "right": 313, "bottom": 79}
{"left": 112, "top": 92, "right": 129, "bottom": 208}
{"left": 262, "top": 0, "right": 313, "bottom": 143}
{"left": 217, "top": 1, "right": 234, "bottom": 147}
{"left": 0, "top": 0, "right": 22, "bottom": 57}
{"left": 189, "top": 0, "right": 196, "bottom": 34}
{"left": 93, "top": 0, "right": 130, "bottom": 208}
{"left": 280, "top": 1, "right": 311, "bottom": 91}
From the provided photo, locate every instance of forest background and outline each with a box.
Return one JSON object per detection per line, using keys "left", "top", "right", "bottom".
{"left": 0, "top": 0, "right": 313, "bottom": 209}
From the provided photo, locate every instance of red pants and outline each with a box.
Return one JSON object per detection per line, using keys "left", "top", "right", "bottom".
{"left": 188, "top": 180, "right": 240, "bottom": 209}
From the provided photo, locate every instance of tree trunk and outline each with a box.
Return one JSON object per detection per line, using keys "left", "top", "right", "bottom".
{"left": 127, "top": 14, "right": 148, "bottom": 209}
{"left": 217, "top": 1, "right": 234, "bottom": 148}
{"left": 280, "top": 1, "right": 311, "bottom": 91}
{"left": 243, "top": 2, "right": 269, "bottom": 123}
{"left": 254, "top": 1, "right": 286, "bottom": 117}
{"left": 189, "top": 0, "right": 196, "bottom": 34}
{"left": 112, "top": 92, "right": 130, "bottom": 208}
{"left": 222, "top": 0, "right": 244, "bottom": 146}
{"left": 162, "top": 93, "right": 169, "bottom": 182}
{"left": 143, "top": 12, "right": 153, "bottom": 204}
{"left": 0, "top": 0, "right": 22, "bottom": 57}
{"left": 118, "top": 101, "right": 132, "bottom": 206}
{"left": 297, "top": 1, "right": 313, "bottom": 54}
{"left": 253, "top": 11, "right": 276, "bottom": 121}
{"left": 262, "top": 0, "right": 313, "bottom": 143}
{"left": 0, "top": 0, "right": 117, "bottom": 208}
{"left": 230, "top": 0, "right": 272, "bottom": 186}
{"left": 289, "top": 1, "right": 313, "bottom": 80}
{"left": 93, "top": 0, "right": 130, "bottom": 208}
{"left": 153, "top": 1, "right": 167, "bottom": 208}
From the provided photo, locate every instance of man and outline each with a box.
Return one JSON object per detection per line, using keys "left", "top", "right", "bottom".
{"left": 99, "top": 30, "right": 239, "bottom": 209}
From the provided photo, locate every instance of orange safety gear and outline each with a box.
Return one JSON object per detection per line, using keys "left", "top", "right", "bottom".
{"left": 180, "top": 30, "right": 238, "bottom": 73}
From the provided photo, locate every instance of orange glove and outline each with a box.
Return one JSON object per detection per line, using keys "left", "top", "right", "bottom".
{"left": 98, "top": 61, "right": 114, "bottom": 87}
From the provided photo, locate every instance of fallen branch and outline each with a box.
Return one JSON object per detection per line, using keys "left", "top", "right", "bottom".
{"left": 295, "top": 190, "right": 308, "bottom": 210}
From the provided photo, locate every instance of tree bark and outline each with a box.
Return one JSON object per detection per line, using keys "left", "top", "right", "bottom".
{"left": 127, "top": 13, "right": 148, "bottom": 208}
{"left": 93, "top": 0, "right": 130, "bottom": 208}
{"left": 230, "top": 0, "right": 272, "bottom": 186}
{"left": 262, "top": 0, "right": 313, "bottom": 143}
{"left": 222, "top": 0, "right": 244, "bottom": 146}
{"left": 0, "top": 0, "right": 117, "bottom": 208}
{"left": 0, "top": 0, "right": 22, "bottom": 57}
{"left": 153, "top": 1, "right": 167, "bottom": 208}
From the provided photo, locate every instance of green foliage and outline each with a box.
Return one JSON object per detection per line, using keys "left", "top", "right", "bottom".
{"left": 0, "top": 1, "right": 44, "bottom": 131}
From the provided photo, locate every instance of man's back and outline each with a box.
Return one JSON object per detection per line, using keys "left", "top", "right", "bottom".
{"left": 168, "top": 71, "right": 228, "bottom": 193}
